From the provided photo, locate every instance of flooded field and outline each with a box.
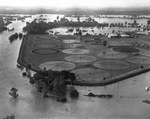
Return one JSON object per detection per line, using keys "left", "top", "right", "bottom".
{"left": 1, "top": 16, "right": 150, "bottom": 119}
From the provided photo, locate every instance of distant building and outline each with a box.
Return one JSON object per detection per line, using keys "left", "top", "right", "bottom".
{"left": 108, "top": 33, "right": 120, "bottom": 38}
{"left": 120, "top": 34, "right": 130, "bottom": 38}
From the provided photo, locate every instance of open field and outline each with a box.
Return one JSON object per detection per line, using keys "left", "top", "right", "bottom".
{"left": 18, "top": 34, "right": 150, "bottom": 86}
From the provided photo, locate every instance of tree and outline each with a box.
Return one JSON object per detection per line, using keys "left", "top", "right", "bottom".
{"left": 19, "top": 33, "right": 23, "bottom": 39}
{"left": 112, "top": 30, "right": 115, "bottom": 33}
{"left": 54, "top": 20, "right": 57, "bottom": 23}
{"left": 79, "top": 30, "right": 82, "bottom": 36}
{"left": 70, "top": 88, "right": 79, "bottom": 97}
{"left": 133, "top": 20, "right": 137, "bottom": 25}
{"left": 77, "top": 16, "right": 80, "bottom": 22}
{"left": 147, "top": 19, "right": 150, "bottom": 25}
{"left": 0, "top": 16, "right": 7, "bottom": 33}
{"left": 28, "top": 69, "right": 76, "bottom": 101}
{"left": 125, "top": 21, "right": 127, "bottom": 27}
{"left": 67, "top": 72, "right": 76, "bottom": 83}
{"left": 55, "top": 79, "right": 66, "bottom": 97}
{"left": 87, "top": 17, "right": 92, "bottom": 22}
{"left": 103, "top": 40, "right": 107, "bottom": 47}
{"left": 60, "top": 70, "right": 76, "bottom": 84}
{"left": 56, "top": 16, "right": 60, "bottom": 22}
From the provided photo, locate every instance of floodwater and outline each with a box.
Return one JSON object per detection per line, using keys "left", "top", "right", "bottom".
{"left": 31, "top": 14, "right": 149, "bottom": 25}
{"left": 1, "top": 17, "right": 150, "bottom": 119}
{"left": 25, "top": 14, "right": 147, "bottom": 35}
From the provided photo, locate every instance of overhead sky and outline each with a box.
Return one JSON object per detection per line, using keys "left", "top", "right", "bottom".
{"left": 1, "top": 0, "right": 150, "bottom": 9}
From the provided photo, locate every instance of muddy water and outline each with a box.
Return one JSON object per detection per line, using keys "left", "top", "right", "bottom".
{"left": 0, "top": 20, "right": 150, "bottom": 119}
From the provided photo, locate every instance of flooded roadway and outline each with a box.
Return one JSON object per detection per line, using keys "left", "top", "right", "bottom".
{"left": 0, "top": 21, "right": 150, "bottom": 119}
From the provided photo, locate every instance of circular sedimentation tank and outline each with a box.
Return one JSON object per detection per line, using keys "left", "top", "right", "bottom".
{"left": 140, "top": 50, "right": 150, "bottom": 57}
{"left": 39, "top": 61, "right": 76, "bottom": 71}
{"left": 127, "top": 56, "right": 150, "bottom": 64}
{"left": 94, "top": 60, "right": 129, "bottom": 70}
{"left": 72, "top": 68, "right": 110, "bottom": 83}
{"left": 113, "top": 47, "right": 139, "bottom": 53}
{"left": 33, "top": 37, "right": 58, "bottom": 44}
{"left": 36, "top": 36, "right": 56, "bottom": 39}
{"left": 65, "top": 55, "right": 96, "bottom": 63}
{"left": 62, "top": 49, "right": 89, "bottom": 54}
{"left": 63, "top": 39, "right": 80, "bottom": 44}
{"left": 32, "top": 44, "right": 58, "bottom": 48}
{"left": 57, "top": 36, "right": 77, "bottom": 39}
{"left": 98, "top": 51, "right": 127, "bottom": 59}
{"left": 32, "top": 48, "right": 59, "bottom": 55}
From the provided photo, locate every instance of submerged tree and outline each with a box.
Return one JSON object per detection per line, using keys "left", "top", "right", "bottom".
{"left": 56, "top": 16, "right": 60, "bottom": 22}
{"left": 8, "top": 33, "right": 19, "bottom": 43}
{"left": 77, "top": 16, "right": 80, "bottom": 22}
{"left": 29, "top": 69, "right": 76, "bottom": 102}
{"left": 70, "top": 86, "right": 79, "bottom": 98}
{"left": 18, "top": 33, "right": 23, "bottom": 39}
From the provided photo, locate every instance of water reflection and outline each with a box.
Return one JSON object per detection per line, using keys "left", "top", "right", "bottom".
{"left": 30, "top": 92, "right": 49, "bottom": 113}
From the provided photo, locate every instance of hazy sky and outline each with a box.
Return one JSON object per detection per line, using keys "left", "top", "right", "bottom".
{"left": 1, "top": 0, "right": 150, "bottom": 9}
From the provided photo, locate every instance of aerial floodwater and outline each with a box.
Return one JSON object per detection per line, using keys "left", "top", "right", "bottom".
{"left": 1, "top": 14, "right": 150, "bottom": 119}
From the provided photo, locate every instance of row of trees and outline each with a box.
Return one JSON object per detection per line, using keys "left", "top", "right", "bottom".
{"left": 23, "top": 19, "right": 99, "bottom": 34}
{"left": 23, "top": 16, "right": 147, "bottom": 34}
{"left": 22, "top": 16, "right": 114, "bottom": 34}
{"left": 0, "top": 16, "right": 7, "bottom": 33}
{"left": 23, "top": 20, "right": 52, "bottom": 34}
{"left": 57, "top": 16, "right": 143, "bottom": 28}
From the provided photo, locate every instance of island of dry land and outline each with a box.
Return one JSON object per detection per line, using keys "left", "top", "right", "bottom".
{"left": 18, "top": 34, "right": 150, "bottom": 86}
